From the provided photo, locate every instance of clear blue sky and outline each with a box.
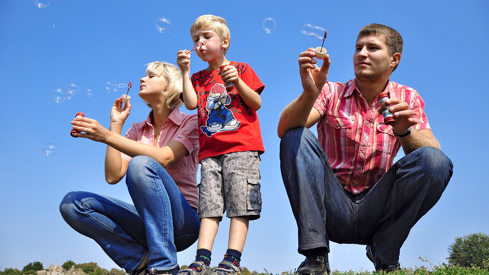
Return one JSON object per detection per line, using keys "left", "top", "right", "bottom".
{"left": 1, "top": 0, "right": 488, "bottom": 273}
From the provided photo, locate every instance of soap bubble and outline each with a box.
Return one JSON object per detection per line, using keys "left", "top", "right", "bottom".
{"left": 105, "top": 81, "right": 119, "bottom": 93}
{"left": 66, "top": 83, "right": 81, "bottom": 95}
{"left": 42, "top": 143, "right": 57, "bottom": 156}
{"left": 50, "top": 87, "right": 67, "bottom": 103}
{"left": 117, "top": 83, "right": 128, "bottom": 89}
{"left": 33, "top": 0, "right": 51, "bottom": 8}
{"left": 154, "top": 17, "right": 172, "bottom": 33}
{"left": 86, "top": 89, "right": 93, "bottom": 97}
{"left": 301, "top": 24, "right": 326, "bottom": 39}
{"left": 263, "top": 18, "right": 276, "bottom": 34}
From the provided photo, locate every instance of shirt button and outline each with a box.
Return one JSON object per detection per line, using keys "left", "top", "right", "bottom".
{"left": 336, "top": 123, "right": 339, "bottom": 127}
{"left": 357, "top": 166, "right": 362, "bottom": 171}
{"left": 362, "top": 143, "right": 367, "bottom": 147}
{"left": 353, "top": 184, "right": 357, "bottom": 187}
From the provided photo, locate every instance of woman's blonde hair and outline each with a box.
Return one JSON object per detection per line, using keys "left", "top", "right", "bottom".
{"left": 190, "top": 14, "right": 231, "bottom": 55}
{"left": 144, "top": 61, "right": 183, "bottom": 110}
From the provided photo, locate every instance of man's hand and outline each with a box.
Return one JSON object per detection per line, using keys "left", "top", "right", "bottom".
{"left": 299, "top": 48, "right": 331, "bottom": 96}
{"left": 382, "top": 97, "right": 418, "bottom": 135}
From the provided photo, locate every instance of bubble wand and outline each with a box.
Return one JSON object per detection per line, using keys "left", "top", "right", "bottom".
{"left": 122, "top": 82, "right": 132, "bottom": 105}
{"left": 320, "top": 30, "right": 327, "bottom": 51}
{"left": 315, "top": 30, "right": 328, "bottom": 59}
{"left": 189, "top": 42, "right": 201, "bottom": 53}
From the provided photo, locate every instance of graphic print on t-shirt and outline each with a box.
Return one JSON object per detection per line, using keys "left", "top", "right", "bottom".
{"left": 200, "top": 83, "right": 240, "bottom": 137}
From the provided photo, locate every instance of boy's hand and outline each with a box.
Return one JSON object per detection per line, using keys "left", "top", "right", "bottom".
{"left": 177, "top": 50, "right": 191, "bottom": 73}
{"left": 219, "top": 65, "right": 239, "bottom": 84}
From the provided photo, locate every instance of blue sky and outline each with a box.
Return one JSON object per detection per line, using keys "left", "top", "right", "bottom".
{"left": 1, "top": 0, "right": 488, "bottom": 273}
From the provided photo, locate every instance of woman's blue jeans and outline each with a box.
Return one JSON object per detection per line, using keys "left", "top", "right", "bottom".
{"left": 280, "top": 127, "right": 453, "bottom": 265}
{"left": 60, "top": 156, "right": 200, "bottom": 273}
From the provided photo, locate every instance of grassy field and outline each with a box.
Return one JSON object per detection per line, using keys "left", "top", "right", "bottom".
{"left": 273, "top": 259, "right": 489, "bottom": 275}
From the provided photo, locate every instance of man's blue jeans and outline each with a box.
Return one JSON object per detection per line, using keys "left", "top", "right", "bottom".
{"left": 280, "top": 127, "right": 453, "bottom": 265}
{"left": 60, "top": 156, "right": 200, "bottom": 273}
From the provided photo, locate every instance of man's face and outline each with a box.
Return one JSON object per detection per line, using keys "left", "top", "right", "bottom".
{"left": 353, "top": 34, "right": 396, "bottom": 83}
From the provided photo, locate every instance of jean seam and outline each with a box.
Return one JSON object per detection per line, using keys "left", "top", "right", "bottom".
{"left": 80, "top": 198, "right": 144, "bottom": 257}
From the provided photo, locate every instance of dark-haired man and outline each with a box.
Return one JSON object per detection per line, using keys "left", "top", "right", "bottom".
{"left": 277, "top": 23, "right": 453, "bottom": 273}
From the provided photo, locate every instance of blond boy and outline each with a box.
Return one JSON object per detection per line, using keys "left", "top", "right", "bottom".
{"left": 176, "top": 15, "right": 265, "bottom": 275}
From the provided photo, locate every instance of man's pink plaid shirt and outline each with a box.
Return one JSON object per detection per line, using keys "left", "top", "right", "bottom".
{"left": 313, "top": 79, "right": 430, "bottom": 194}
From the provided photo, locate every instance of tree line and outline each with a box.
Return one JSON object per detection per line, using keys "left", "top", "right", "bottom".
{"left": 0, "top": 261, "right": 125, "bottom": 275}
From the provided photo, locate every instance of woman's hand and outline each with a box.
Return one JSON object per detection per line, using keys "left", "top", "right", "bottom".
{"left": 71, "top": 116, "right": 110, "bottom": 143}
{"left": 110, "top": 96, "right": 131, "bottom": 126}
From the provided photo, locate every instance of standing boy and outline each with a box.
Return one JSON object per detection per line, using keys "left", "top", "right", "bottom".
{"left": 176, "top": 15, "right": 265, "bottom": 275}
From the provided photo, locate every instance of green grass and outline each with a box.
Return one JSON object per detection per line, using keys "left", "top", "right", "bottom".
{"left": 272, "top": 259, "right": 489, "bottom": 275}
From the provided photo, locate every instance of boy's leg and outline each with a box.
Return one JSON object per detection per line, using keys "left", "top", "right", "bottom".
{"left": 179, "top": 156, "right": 225, "bottom": 275}
{"left": 197, "top": 217, "right": 220, "bottom": 251}
{"left": 209, "top": 151, "right": 260, "bottom": 274}
{"left": 228, "top": 217, "right": 249, "bottom": 253}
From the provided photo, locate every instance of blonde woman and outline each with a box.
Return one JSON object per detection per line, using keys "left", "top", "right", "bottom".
{"left": 60, "top": 61, "right": 200, "bottom": 275}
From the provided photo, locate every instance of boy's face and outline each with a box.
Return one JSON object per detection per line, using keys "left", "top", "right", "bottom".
{"left": 353, "top": 34, "right": 399, "bottom": 82}
{"left": 191, "top": 28, "right": 229, "bottom": 62}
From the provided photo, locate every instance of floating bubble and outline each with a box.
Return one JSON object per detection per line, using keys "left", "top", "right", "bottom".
{"left": 105, "top": 81, "right": 119, "bottom": 93}
{"left": 154, "top": 17, "right": 172, "bottom": 33}
{"left": 42, "top": 143, "right": 57, "bottom": 156}
{"left": 33, "top": 0, "right": 51, "bottom": 8}
{"left": 117, "top": 83, "right": 128, "bottom": 89}
{"left": 66, "top": 83, "right": 81, "bottom": 95}
{"left": 86, "top": 89, "right": 93, "bottom": 97}
{"left": 105, "top": 82, "right": 112, "bottom": 92}
{"left": 301, "top": 24, "right": 326, "bottom": 39}
{"left": 50, "top": 87, "right": 67, "bottom": 103}
{"left": 263, "top": 18, "right": 276, "bottom": 34}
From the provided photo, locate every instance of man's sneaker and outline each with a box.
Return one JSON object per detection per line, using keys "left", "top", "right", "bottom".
{"left": 297, "top": 255, "right": 330, "bottom": 275}
{"left": 210, "top": 261, "right": 241, "bottom": 275}
{"left": 177, "top": 262, "right": 210, "bottom": 275}
{"left": 366, "top": 245, "right": 400, "bottom": 272}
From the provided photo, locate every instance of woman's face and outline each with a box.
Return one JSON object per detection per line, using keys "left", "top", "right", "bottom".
{"left": 139, "top": 72, "right": 167, "bottom": 101}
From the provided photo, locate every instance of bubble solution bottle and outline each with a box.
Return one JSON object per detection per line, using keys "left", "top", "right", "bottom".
{"left": 70, "top": 112, "right": 85, "bottom": 137}
{"left": 377, "top": 92, "right": 395, "bottom": 125}
{"left": 219, "top": 64, "right": 234, "bottom": 89}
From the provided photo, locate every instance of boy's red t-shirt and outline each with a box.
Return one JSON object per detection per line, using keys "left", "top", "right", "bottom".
{"left": 191, "top": 61, "right": 265, "bottom": 162}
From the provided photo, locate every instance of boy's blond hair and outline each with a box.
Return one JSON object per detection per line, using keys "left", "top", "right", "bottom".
{"left": 190, "top": 14, "right": 231, "bottom": 55}
{"left": 144, "top": 61, "right": 183, "bottom": 110}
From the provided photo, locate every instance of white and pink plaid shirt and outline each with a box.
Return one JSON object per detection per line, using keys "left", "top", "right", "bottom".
{"left": 313, "top": 79, "right": 430, "bottom": 194}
